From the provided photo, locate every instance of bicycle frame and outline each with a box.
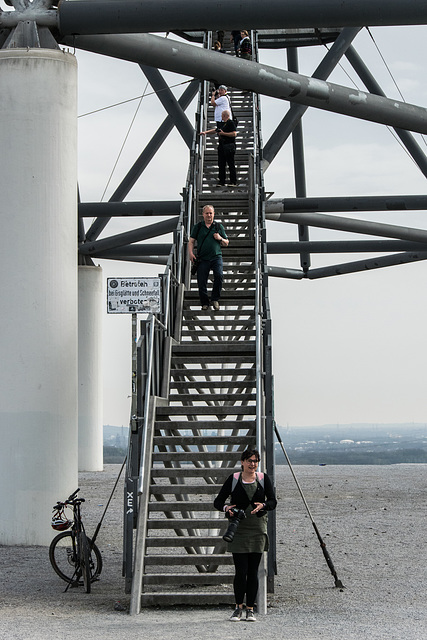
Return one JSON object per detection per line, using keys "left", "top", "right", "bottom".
{"left": 50, "top": 488, "right": 102, "bottom": 592}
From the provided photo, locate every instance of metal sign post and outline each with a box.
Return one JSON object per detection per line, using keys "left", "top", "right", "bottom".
{"left": 107, "top": 276, "right": 162, "bottom": 592}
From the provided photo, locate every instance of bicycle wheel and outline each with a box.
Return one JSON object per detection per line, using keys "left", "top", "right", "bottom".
{"left": 79, "top": 531, "right": 91, "bottom": 593}
{"left": 49, "top": 531, "right": 103, "bottom": 585}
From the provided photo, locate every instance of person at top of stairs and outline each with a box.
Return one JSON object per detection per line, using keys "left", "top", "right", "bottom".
{"left": 188, "top": 204, "right": 229, "bottom": 311}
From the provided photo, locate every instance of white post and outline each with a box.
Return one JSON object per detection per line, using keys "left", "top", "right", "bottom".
{"left": 0, "top": 49, "right": 78, "bottom": 545}
{"left": 78, "top": 265, "right": 104, "bottom": 471}
{"left": 257, "top": 553, "right": 268, "bottom": 615}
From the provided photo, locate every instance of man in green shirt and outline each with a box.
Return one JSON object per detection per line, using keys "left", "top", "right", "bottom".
{"left": 188, "top": 205, "right": 229, "bottom": 310}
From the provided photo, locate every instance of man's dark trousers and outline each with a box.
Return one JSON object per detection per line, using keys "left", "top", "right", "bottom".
{"left": 218, "top": 143, "right": 236, "bottom": 184}
{"left": 197, "top": 255, "right": 224, "bottom": 306}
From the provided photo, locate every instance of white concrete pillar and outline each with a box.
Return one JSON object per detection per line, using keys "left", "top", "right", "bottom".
{"left": 78, "top": 265, "right": 104, "bottom": 471}
{"left": 0, "top": 49, "right": 78, "bottom": 545}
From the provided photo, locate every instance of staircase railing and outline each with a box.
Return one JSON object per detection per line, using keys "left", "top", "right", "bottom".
{"left": 123, "top": 62, "right": 205, "bottom": 593}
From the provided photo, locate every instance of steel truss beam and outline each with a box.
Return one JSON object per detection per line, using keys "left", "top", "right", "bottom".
{"left": 267, "top": 240, "right": 427, "bottom": 254}
{"left": 265, "top": 211, "right": 427, "bottom": 243}
{"left": 79, "top": 201, "right": 181, "bottom": 217}
{"left": 307, "top": 251, "right": 427, "bottom": 278}
{"left": 267, "top": 251, "right": 427, "bottom": 279}
{"left": 262, "top": 30, "right": 426, "bottom": 176}
{"left": 265, "top": 195, "right": 427, "bottom": 213}
{"left": 344, "top": 45, "right": 427, "bottom": 177}
{"left": 266, "top": 196, "right": 427, "bottom": 278}
{"left": 79, "top": 217, "right": 179, "bottom": 255}
{"left": 55, "top": 0, "right": 427, "bottom": 34}
{"left": 79, "top": 195, "right": 427, "bottom": 218}
{"left": 287, "top": 46, "right": 310, "bottom": 271}
{"left": 62, "top": 33, "right": 427, "bottom": 134}
{"left": 94, "top": 244, "right": 171, "bottom": 257}
{"left": 97, "top": 255, "right": 168, "bottom": 264}
{"left": 139, "top": 65, "right": 194, "bottom": 148}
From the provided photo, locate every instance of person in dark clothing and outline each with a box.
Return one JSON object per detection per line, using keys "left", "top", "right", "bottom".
{"left": 239, "top": 30, "right": 252, "bottom": 59}
{"left": 201, "top": 109, "right": 237, "bottom": 187}
{"left": 231, "top": 30, "right": 241, "bottom": 55}
{"left": 214, "top": 448, "right": 277, "bottom": 622}
{"left": 188, "top": 204, "right": 229, "bottom": 310}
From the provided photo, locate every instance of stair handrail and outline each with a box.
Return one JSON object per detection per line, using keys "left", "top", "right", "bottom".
{"left": 137, "top": 313, "right": 166, "bottom": 495}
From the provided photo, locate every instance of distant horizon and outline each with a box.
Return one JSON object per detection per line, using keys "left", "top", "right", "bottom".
{"left": 278, "top": 421, "right": 427, "bottom": 430}
{"left": 104, "top": 421, "right": 427, "bottom": 429}
{"left": 103, "top": 422, "right": 427, "bottom": 435}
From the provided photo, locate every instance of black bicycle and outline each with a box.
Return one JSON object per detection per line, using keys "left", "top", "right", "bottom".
{"left": 49, "top": 488, "right": 103, "bottom": 593}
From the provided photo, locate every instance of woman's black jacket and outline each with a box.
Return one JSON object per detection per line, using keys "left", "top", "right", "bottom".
{"left": 214, "top": 472, "right": 277, "bottom": 513}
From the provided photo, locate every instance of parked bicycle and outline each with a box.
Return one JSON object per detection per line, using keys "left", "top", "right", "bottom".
{"left": 49, "top": 488, "right": 103, "bottom": 593}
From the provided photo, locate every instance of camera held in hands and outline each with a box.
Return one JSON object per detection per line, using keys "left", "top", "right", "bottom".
{"left": 223, "top": 507, "right": 246, "bottom": 543}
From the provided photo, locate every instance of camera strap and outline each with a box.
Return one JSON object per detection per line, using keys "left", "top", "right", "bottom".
{"left": 194, "top": 221, "right": 218, "bottom": 258}
{"left": 231, "top": 471, "right": 264, "bottom": 492}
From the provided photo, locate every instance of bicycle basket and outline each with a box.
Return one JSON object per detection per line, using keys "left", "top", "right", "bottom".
{"left": 51, "top": 510, "right": 72, "bottom": 531}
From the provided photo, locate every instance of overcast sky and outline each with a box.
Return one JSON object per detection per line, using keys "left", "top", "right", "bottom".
{"left": 69, "top": 24, "right": 427, "bottom": 429}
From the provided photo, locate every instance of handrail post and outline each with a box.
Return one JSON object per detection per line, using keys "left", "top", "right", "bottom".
{"left": 129, "top": 393, "right": 157, "bottom": 616}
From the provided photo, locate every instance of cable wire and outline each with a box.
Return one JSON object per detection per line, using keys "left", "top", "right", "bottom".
{"left": 366, "top": 26, "right": 405, "bottom": 102}
{"left": 322, "top": 41, "right": 427, "bottom": 165}
{"left": 365, "top": 26, "right": 426, "bottom": 148}
{"left": 78, "top": 78, "right": 193, "bottom": 119}
{"left": 100, "top": 80, "right": 150, "bottom": 202}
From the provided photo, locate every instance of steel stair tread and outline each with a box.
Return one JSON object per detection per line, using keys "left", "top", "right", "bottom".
{"left": 155, "top": 407, "right": 256, "bottom": 417}
{"left": 145, "top": 535, "right": 228, "bottom": 545}
{"left": 148, "top": 501, "right": 228, "bottom": 510}
{"left": 142, "top": 574, "right": 232, "bottom": 585}
{"left": 149, "top": 485, "right": 223, "bottom": 495}
{"left": 169, "top": 382, "right": 255, "bottom": 389}
{"left": 140, "top": 593, "right": 235, "bottom": 606}
{"left": 147, "top": 518, "right": 227, "bottom": 529}
{"left": 168, "top": 377, "right": 255, "bottom": 384}
{"left": 144, "top": 555, "right": 233, "bottom": 565}
{"left": 155, "top": 421, "right": 255, "bottom": 430}
{"left": 150, "top": 466, "right": 240, "bottom": 476}
{"left": 172, "top": 342, "right": 255, "bottom": 353}
{"left": 185, "top": 290, "right": 255, "bottom": 298}
{"left": 152, "top": 452, "right": 251, "bottom": 462}
{"left": 167, "top": 392, "right": 256, "bottom": 401}
{"left": 178, "top": 331, "right": 254, "bottom": 337}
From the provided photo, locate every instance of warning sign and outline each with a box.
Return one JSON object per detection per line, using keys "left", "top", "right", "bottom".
{"left": 107, "top": 277, "right": 161, "bottom": 314}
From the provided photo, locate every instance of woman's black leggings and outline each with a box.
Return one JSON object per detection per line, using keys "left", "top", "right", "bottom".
{"left": 232, "top": 552, "right": 262, "bottom": 607}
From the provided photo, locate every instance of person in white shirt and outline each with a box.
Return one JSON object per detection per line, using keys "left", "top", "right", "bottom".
{"left": 211, "top": 85, "right": 231, "bottom": 126}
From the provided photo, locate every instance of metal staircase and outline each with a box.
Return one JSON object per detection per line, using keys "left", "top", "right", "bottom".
{"left": 124, "top": 31, "right": 276, "bottom": 613}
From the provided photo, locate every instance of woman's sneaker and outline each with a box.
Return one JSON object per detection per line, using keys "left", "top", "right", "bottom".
{"left": 246, "top": 609, "right": 256, "bottom": 622}
{"left": 229, "top": 607, "right": 242, "bottom": 622}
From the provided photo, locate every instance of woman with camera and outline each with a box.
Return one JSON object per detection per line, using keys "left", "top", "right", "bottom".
{"left": 213, "top": 448, "right": 277, "bottom": 622}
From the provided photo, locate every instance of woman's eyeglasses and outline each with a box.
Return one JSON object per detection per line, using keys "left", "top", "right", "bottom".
{"left": 246, "top": 458, "right": 259, "bottom": 465}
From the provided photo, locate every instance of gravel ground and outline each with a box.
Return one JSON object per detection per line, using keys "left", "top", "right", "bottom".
{"left": 1, "top": 464, "right": 426, "bottom": 640}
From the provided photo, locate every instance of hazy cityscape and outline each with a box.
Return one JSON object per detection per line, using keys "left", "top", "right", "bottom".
{"left": 103, "top": 423, "right": 427, "bottom": 465}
